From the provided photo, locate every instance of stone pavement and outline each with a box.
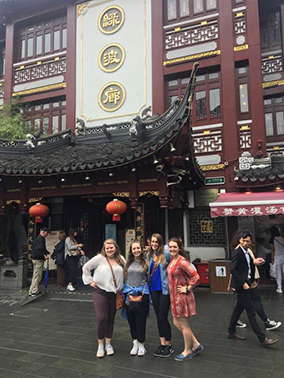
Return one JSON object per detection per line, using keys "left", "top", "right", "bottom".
{"left": 0, "top": 285, "right": 283, "bottom": 378}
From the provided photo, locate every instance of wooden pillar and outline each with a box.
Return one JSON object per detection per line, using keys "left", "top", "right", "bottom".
{"left": 19, "top": 182, "right": 28, "bottom": 214}
{"left": 219, "top": 0, "right": 238, "bottom": 192}
{"left": 3, "top": 19, "right": 14, "bottom": 103}
{"left": 246, "top": 0, "right": 266, "bottom": 157}
{"left": 66, "top": 0, "right": 77, "bottom": 132}
{"left": 0, "top": 181, "right": 5, "bottom": 214}
{"left": 129, "top": 171, "right": 138, "bottom": 209}
{"left": 151, "top": 0, "right": 164, "bottom": 115}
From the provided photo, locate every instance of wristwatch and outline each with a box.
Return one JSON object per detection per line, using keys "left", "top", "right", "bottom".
{"left": 186, "top": 287, "right": 190, "bottom": 294}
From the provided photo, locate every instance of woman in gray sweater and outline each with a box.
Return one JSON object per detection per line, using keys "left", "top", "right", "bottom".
{"left": 123, "top": 241, "right": 149, "bottom": 356}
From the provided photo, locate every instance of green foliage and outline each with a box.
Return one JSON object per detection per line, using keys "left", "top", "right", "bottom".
{"left": 0, "top": 101, "right": 29, "bottom": 140}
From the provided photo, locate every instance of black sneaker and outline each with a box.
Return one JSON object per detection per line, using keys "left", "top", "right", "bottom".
{"left": 160, "top": 345, "right": 174, "bottom": 358}
{"left": 153, "top": 345, "right": 164, "bottom": 357}
{"left": 265, "top": 320, "right": 282, "bottom": 331}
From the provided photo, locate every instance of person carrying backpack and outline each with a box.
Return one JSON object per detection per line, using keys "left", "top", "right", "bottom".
{"left": 51, "top": 230, "right": 66, "bottom": 287}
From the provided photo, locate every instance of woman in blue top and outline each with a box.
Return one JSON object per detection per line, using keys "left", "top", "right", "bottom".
{"left": 147, "top": 233, "right": 173, "bottom": 357}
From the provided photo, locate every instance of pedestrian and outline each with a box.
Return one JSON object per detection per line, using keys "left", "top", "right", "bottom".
{"left": 147, "top": 233, "right": 173, "bottom": 357}
{"left": 51, "top": 230, "right": 66, "bottom": 287}
{"left": 82, "top": 238, "right": 125, "bottom": 358}
{"left": 269, "top": 226, "right": 284, "bottom": 293}
{"left": 28, "top": 227, "right": 50, "bottom": 296}
{"left": 233, "top": 243, "right": 281, "bottom": 331}
{"left": 228, "top": 230, "right": 278, "bottom": 347}
{"left": 167, "top": 237, "right": 203, "bottom": 361}
{"left": 123, "top": 240, "right": 149, "bottom": 356}
{"left": 64, "top": 228, "right": 85, "bottom": 292}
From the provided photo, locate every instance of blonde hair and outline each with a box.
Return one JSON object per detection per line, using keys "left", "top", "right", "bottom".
{"left": 101, "top": 238, "right": 124, "bottom": 267}
{"left": 58, "top": 230, "right": 66, "bottom": 241}
{"left": 151, "top": 233, "right": 165, "bottom": 267}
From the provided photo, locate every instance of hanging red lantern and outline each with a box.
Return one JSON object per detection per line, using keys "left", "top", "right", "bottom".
{"left": 29, "top": 203, "right": 49, "bottom": 223}
{"left": 106, "top": 199, "right": 127, "bottom": 221}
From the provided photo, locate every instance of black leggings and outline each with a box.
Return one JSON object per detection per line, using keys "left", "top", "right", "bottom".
{"left": 65, "top": 255, "right": 79, "bottom": 285}
{"left": 126, "top": 294, "right": 149, "bottom": 343}
{"left": 150, "top": 290, "right": 171, "bottom": 342}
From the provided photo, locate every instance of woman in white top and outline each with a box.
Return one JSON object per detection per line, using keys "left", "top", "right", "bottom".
{"left": 270, "top": 226, "right": 284, "bottom": 293}
{"left": 82, "top": 238, "right": 125, "bottom": 358}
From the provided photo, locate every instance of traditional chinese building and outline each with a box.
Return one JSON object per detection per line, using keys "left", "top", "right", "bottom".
{"left": 0, "top": 0, "right": 284, "bottom": 266}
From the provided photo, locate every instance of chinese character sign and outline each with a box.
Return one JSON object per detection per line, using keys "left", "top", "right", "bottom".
{"left": 98, "top": 5, "right": 125, "bottom": 34}
{"left": 211, "top": 205, "right": 284, "bottom": 218}
{"left": 99, "top": 82, "right": 126, "bottom": 112}
{"left": 201, "top": 220, "right": 213, "bottom": 233}
{"left": 98, "top": 43, "right": 125, "bottom": 73}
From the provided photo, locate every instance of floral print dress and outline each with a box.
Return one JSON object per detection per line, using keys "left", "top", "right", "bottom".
{"left": 167, "top": 256, "right": 200, "bottom": 317}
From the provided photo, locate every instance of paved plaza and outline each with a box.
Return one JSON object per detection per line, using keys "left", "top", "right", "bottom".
{"left": 0, "top": 285, "right": 283, "bottom": 378}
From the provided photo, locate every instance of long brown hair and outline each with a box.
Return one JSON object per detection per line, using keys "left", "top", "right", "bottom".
{"left": 150, "top": 233, "right": 165, "bottom": 267}
{"left": 68, "top": 228, "right": 78, "bottom": 243}
{"left": 168, "top": 237, "right": 187, "bottom": 258}
{"left": 101, "top": 238, "right": 124, "bottom": 267}
{"left": 124, "top": 241, "right": 148, "bottom": 279}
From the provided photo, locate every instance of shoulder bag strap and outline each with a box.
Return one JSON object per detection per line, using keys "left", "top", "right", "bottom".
{"left": 274, "top": 238, "right": 284, "bottom": 249}
{"left": 106, "top": 257, "right": 118, "bottom": 289}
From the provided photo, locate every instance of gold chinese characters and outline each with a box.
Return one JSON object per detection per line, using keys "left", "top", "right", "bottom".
{"left": 98, "top": 82, "right": 126, "bottom": 112}
{"left": 98, "top": 43, "right": 125, "bottom": 73}
{"left": 98, "top": 5, "right": 125, "bottom": 35}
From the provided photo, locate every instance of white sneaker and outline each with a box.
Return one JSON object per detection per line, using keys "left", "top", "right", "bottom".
{"left": 138, "top": 343, "right": 147, "bottom": 357}
{"left": 96, "top": 345, "right": 105, "bottom": 358}
{"left": 105, "top": 344, "right": 114, "bottom": 356}
{"left": 276, "top": 288, "right": 283, "bottom": 294}
{"left": 67, "top": 284, "right": 75, "bottom": 292}
{"left": 236, "top": 320, "right": 247, "bottom": 328}
{"left": 130, "top": 340, "right": 139, "bottom": 355}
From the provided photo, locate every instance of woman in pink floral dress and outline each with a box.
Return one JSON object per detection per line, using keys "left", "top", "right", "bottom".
{"left": 167, "top": 237, "right": 203, "bottom": 361}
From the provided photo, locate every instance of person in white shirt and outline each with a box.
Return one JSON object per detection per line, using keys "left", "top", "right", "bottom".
{"left": 82, "top": 239, "right": 125, "bottom": 358}
{"left": 270, "top": 226, "right": 284, "bottom": 293}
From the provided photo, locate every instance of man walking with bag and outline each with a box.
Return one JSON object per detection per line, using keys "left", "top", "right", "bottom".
{"left": 228, "top": 230, "right": 278, "bottom": 347}
{"left": 28, "top": 227, "right": 50, "bottom": 296}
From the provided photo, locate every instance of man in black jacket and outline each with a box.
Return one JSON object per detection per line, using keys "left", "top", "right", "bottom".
{"left": 228, "top": 230, "right": 278, "bottom": 347}
{"left": 28, "top": 227, "right": 50, "bottom": 296}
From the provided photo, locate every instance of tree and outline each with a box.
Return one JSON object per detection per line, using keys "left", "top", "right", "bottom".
{"left": 0, "top": 100, "right": 29, "bottom": 140}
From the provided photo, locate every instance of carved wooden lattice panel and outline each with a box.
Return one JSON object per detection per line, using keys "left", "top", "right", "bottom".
{"left": 262, "top": 55, "right": 283, "bottom": 74}
{"left": 193, "top": 130, "right": 222, "bottom": 154}
{"left": 239, "top": 125, "right": 251, "bottom": 149}
{"left": 235, "top": 12, "right": 246, "bottom": 35}
{"left": 188, "top": 209, "right": 226, "bottom": 245}
{"left": 165, "top": 20, "right": 218, "bottom": 50}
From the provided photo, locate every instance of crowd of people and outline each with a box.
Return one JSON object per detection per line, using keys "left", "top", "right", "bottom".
{"left": 28, "top": 226, "right": 283, "bottom": 361}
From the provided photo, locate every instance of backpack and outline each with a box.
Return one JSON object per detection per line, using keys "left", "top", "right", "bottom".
{"left": 51, "top": 240, "right": 65, "bottom": 266}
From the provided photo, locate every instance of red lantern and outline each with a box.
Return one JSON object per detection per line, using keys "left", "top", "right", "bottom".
{"left": 106, "top": 199, "right": 127, "bottom": 221}
{"left": 29, "top": 203, "right": 49, "bottom": 223}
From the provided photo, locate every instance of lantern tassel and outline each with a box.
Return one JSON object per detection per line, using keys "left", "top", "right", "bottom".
{"left": 112, "top": 214, "right": 121, "bottom": 221}
{"left": 35, "top": 217, "right": 43, "bottom": 223}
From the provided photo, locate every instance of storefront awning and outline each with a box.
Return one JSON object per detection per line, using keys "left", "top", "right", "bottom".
{"left": 209, "top": 192, "right": 284, "bottom": 218}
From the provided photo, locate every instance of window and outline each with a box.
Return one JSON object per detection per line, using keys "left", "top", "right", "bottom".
{"left": 264, "top": 96, "right": 284, "bottom": 140}
{"left": 165, "top": 0, "right": 217, "bottom": 22}
{"left": 167, "top": 69, "right": 221, "bottom": 123}
{"left": 17, "top": 14, "right": 67, "bottom": 61}
{"left": 260, "top": 12, "right": 281, "bottom": 52}
{"left": 236, "top": 65, "right": 250, "bottom": 118}
{"left": 24, "top": 97, "right": 66, "bottom": 135}
{"left": 239, "top": 84, "right": 249, "bottom": 113}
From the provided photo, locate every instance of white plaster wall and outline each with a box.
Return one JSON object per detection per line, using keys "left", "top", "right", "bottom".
{"left": 76, "top": 0, "right": 152, "bottom": 126}
{"left": 188, "top": 247, "right": 226, "bottom": 262}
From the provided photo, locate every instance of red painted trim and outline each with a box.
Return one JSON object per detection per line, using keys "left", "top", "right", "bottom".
{"left": 163, "top": 56, "right": 221, "bottom": 76}
{"left": 219, "top": 0, "right": 238, "bottom": 192}
{"left": 19, "top": 89, "right": 66, "bottom": 103}
{"left": 66, "top": 0, "right": 76, "bottom": 131}
{"left": 246, "top": 0, "right": 266, "bottom": 156}
{"left": 151, "top": 0, "right": 164, "bottom": 115}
